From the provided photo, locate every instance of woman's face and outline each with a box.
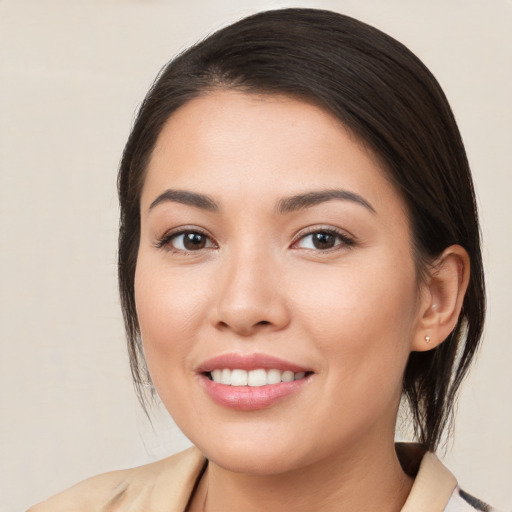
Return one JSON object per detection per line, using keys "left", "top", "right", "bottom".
{"left": 135, "top": 91, "right": 428, "bottom": 475}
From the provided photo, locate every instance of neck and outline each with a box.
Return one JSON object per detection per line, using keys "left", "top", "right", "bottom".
{"left": 190, "top": 437, "right": 413, "bottom": 512}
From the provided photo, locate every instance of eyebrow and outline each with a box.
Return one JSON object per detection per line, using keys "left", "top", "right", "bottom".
{"left": 149, "top": 189, "right": 219, "bottom": 213}
{"left": 276, "top": 189, "right": 375, "bottom": 215}
{"left": 148, "top": 188, "right": 375, "bottom": 215}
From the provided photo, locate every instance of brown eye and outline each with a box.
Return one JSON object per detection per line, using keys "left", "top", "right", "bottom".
{"left": 183, "top": 233, "right": 206, "bottom": 250}
{"left": 169, "top": 232, "right": 214, "bottom": 251}
{"left": 295, "top": 229, "right": 353, "bottom": 251}
{"left": 311, "top": 232, "right": 337, "bottom": 249}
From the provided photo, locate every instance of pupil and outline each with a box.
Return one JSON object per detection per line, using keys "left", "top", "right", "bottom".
{"left": 184, "top": 233, "right": 205, "bottom": 250}
{"left": 313, "top": 232, "right": 334, "bottom": 249}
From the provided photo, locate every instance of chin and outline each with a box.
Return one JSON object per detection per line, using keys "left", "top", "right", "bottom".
{"left": 205, "top": 445, "right": 307, "bottom": 476}
{"left": 188, "top": 427, "right": 324, "bottom": 477}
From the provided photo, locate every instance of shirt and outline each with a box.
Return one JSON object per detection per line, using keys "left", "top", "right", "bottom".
{"left": 28, "top": 443, "right": 500, "bottom": 511}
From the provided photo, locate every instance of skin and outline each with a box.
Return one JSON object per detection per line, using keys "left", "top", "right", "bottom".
{"left": 135, "top": 91, "right": 469, "bottom": 512}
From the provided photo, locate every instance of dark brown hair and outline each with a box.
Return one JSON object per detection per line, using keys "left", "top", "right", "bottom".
{"left": 118, "top": 8, "right": 485, "bottom": 451}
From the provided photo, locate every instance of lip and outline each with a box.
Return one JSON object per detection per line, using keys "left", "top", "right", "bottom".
{"left": 197, "top": 353, "right": 311, "bottom": 373}
{"left": 197, "top": 353, "right": 313, "bottom": 411}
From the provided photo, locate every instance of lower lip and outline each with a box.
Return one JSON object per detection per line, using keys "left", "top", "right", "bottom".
{"left": 200, "top": 375, "right": 310, "bottom": 411}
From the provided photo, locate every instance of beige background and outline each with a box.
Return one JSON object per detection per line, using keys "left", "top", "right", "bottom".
{"left": 0, "top": 1, "right": 510, "bottom": 510}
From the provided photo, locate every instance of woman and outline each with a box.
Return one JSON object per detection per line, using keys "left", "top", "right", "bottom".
{"left": 29, "top": 8, "right": 498, "bottom": 512}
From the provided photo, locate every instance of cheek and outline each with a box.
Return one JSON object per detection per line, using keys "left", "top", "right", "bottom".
{"left": 134, "top": 259, "right": 215, "bottom": 429}
{"left": 292, "top": 258, "right": 419, "bottom": 389}
{"left": 134, "top": 254, "right": 208, "bottom": 383}
{"left": 303, "top": 265, "right": 419, "bottom": 447}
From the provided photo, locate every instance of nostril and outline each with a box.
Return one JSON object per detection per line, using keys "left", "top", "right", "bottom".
{"left": 212, "top": 301, "right": 290, "bottom": 335}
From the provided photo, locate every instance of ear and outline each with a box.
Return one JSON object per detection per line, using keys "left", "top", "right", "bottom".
{"left": 411, "top": 245, "right": 470, "bottom": 352}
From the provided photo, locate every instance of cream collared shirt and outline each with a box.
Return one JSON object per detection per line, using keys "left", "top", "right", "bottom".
{"left": 28, "top": 444, "right": 498, "bottom": 512}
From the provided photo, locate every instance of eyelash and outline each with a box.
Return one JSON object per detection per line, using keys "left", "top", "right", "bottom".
{"left": 155, "top": 226, "right": 355, "bottom": 254}
{"left": 292, "top": 227, "right": 355, "bottom": 252}
{"left": 154, "top": 227, "right": 216, "bottom": 253}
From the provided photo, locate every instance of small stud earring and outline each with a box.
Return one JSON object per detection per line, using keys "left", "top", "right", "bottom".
{"left": 425, "top": 336, "right": 431, "bottom": 344}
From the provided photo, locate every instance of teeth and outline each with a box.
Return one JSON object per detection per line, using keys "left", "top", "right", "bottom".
{"left": 221, "top": 369, "right": 231, "bottom": 385}
{"left": 231, "top": 369, "right": 248, "bottom": 386}
{"left": 209, "top": 369, "right": 308, "bottom": 386}
{"left": 267, "top": 369, "right": 282, "bottom": 385}
{"left": 281, "top": 370, "right": 294, "bottom": 382}
{"left": 247, "top": 368, "right": 267, "bottom": 387}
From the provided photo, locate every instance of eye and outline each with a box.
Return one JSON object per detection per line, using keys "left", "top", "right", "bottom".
{"left": 294, "top": 229, "right": 353, "bottom": 251}
{"left": 157, "top": 230, "right": 216, "bottom": 252}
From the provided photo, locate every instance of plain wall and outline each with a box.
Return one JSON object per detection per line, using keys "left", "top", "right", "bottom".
{"left": 1, "top": 1, "right": 510, "bottom": 510}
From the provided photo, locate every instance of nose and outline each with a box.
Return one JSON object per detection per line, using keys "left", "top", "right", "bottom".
{"left": 210, "top": 249, "right": 290, "bottom": 337}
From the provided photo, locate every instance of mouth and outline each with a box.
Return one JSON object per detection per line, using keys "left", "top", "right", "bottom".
{"left": 197, "top": 354, "right": 313, "bottom": 410}
{"left": 206, "top": 368, "right": 309, "bottom": 386}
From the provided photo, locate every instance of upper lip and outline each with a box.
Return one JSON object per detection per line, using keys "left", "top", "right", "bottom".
{"left": 197, "top": 353, "right": 311, "bottom": 374}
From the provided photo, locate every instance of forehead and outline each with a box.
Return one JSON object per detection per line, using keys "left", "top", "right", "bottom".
{"left": 142, "top": 90, "right": 405, "bottom": 218}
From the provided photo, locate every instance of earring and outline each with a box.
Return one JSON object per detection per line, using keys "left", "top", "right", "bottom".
{"left": 425, "top": 336, "right": 431, "bottom": 344}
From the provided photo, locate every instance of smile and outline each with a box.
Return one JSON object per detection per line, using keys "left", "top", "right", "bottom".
{"left": 198, "top": 354, "right": 313, "bottom": 410}
{"left": 209, "top": 368, "right": 307, "bottom": 386}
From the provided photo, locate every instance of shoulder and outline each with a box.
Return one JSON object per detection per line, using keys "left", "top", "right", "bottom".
{"left": 396, "top": 443, "right": 502, "bottom": 512}
{"left": 27, "top": 446, "right": 206, "bottom": 512}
